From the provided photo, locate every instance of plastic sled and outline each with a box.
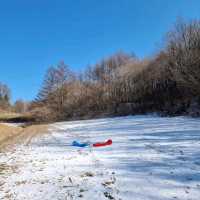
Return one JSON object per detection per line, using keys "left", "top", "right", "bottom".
{"left": 93, "top": 139, "right": 112, "bottom": 147}
{"left": 72, "top": 141, "right": 89, "bottom": 147}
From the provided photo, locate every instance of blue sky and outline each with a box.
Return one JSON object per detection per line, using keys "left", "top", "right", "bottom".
{"left": 0, "top": 0, "right": 200, "bottom": 102}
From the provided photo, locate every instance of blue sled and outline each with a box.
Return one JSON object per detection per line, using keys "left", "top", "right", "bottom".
{"left": 72, "top": 141, "right": 89, "bottom": 147}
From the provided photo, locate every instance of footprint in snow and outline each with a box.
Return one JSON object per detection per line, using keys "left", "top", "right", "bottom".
{"left": 104, "top": 191, "right": 115, "bottom": 200}
{"left": 102, "top": 172, "right": 120, "bottom": 200}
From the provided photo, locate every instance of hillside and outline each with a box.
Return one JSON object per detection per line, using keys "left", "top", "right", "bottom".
{"left": 1, "top": 116, "right": 200, "bottom": 199}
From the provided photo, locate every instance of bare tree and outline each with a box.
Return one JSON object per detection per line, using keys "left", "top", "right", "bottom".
{"left": 166, "top": 19, "right": 200, "bottom": 95}
{"left": 14, "top": 99, "right": 29, "bottom": 113}
{"left": 0, "top": 82, "right": 11, "bottom": 110}
{"left": 34, "top": 62, "right": 75, "bottom": 119}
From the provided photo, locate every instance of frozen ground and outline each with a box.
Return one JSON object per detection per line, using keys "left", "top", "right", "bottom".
{"left": 1, "top": 115, "right": 200, "bottom": 200}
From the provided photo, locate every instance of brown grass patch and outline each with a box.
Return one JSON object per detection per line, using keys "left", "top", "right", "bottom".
{"left": 0, "top": 124, "right": 23, "bottom": 144}
{"left": 0, "top": 111, "right": 21, "bottom": 120}
{"left": 0, "top": 163, "right": 18, "bottom": 175}
{"left": 20, "top": 124, "right": 48, "bottom": 146}
{"left": 0, "top": 123, "right": 48, "bottom": 151}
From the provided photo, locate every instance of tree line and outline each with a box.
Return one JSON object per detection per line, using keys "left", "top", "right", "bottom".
{"left": 0, "top": 82, "right": 29, "bottom": 114}
{"left": 30, "top": 19, "right": 200, "bottom": 122}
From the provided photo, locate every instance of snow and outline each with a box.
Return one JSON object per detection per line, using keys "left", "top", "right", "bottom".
{"left": 1, "top": 115, "right": 200, "bottom": 199}
{"left": 0, "top": 122, "right": 24, "bottom": 127}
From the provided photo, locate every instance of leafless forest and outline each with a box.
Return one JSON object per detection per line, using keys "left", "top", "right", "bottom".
{"left": 1, "top": 19, "right": 200, "bottom": 122}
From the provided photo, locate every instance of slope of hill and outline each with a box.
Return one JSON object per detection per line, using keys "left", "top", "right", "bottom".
{"left": 1, "top": 116, "right": 200, "bottom": 199}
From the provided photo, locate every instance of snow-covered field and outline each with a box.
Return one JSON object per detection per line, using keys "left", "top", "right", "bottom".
{"left": 1, "top": 116, "right": 200, "bottom": 200}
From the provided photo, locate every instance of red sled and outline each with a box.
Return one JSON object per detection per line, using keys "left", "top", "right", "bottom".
{"left": 93, "top": 139, "right": 112, "bottom": 147}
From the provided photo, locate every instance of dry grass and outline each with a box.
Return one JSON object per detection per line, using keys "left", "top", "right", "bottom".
{"left": 0, "top": 123, "right": 48, "bottom": 151}
{"left": 0, "top": 124, "right": 23, "bottom": 144}
{"left": 20, "top": 124, "right": 48, "bottom": 146}
{"left": 0, "top": 112, "right": 21, "bottom": 121}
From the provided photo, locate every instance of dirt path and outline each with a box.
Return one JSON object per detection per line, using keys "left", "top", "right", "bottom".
{"left": 0, "top": 124, "right": 23, "bottom": 147}
{"left": 0, "top": 124, "right": 48, "bottom": 151}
